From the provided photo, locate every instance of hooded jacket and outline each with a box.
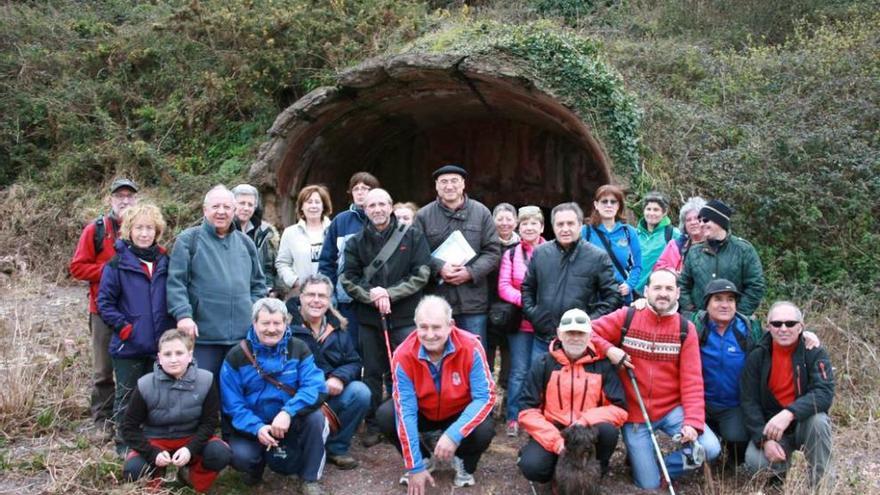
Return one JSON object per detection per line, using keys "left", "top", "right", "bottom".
{"left": 97, "top": 239, "right": 176, "bottom": 358}
{"left": 288, "top": 300, "right": 362, "bottom": 386}
{"left": 219, "top": 326, "right": 327, "bottom": 436}
{"left": 318, "top": 204, "right": 368, "bottom": 304}
{"left": 521, "top": 239, "right": 621, "bottom": 342}
{"left": 582, "top": 222, "right": 643, "bottom": 293}
{"left": 70, "top": 214, "right": 120, "bottom": 314}
{"left": 635, "top": 216, "right": 680, "bottom": 292}
{"left": 679, "top": 234, "right": 766, "bottom": 315}
{"left": 740, "top": 332, "right": 834, "bottom": 445}
{"left": 518, "top": 339, "right": 628, "bottom": 454}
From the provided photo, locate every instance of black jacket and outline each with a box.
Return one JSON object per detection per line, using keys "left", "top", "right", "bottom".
{"left": 521, "top": 239, "right": 621, "bottom": 342}
{"left": 339, "top": 216, "right": 432, "bottom": 327}
{"left": 740, "top": 332, "right": 835, "bottom": 445}
{"left": 287, "top": 300, "right": 362, "bottom": 386}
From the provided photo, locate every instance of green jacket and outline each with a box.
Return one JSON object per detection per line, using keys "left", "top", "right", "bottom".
{"left": 635, "top": 216, "right": 680, "bottom": 292}
{"left": 679, "top": 235, "right": 766, "bottom": 315}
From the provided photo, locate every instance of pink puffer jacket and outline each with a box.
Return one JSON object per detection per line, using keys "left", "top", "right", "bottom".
{"left": 498, "top": 238, "right": 545, "bottom": 332}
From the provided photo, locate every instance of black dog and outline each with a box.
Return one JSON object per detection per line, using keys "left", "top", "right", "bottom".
{"left": 554, "top": 424, "right": 604, "bottom": 495}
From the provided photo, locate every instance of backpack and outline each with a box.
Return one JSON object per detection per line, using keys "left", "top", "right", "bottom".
{"left": 92, "top": 216, "right": 108, "bottom": 255}
{"left": 664, "top": 225, "right": 674, "bottom": 243}
{"left": 620, "top": 306, "right": 688, "bottom": 345}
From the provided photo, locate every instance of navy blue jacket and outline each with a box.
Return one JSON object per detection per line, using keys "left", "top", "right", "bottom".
{"left": 97, "top": 240, "right": 176, "bottom": 358}
{"left": 287, "top": 300, "right": 362, "bottom": 385}
{"left": 318, "top": 204, "right": 367, "bottom": 304}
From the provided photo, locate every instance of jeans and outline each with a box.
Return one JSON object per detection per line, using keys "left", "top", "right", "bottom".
{"left": 338, "top": 303, "right": 360, "bottom": 357}
{"left": 454, "top": 313, "right": 488, "bottom": 353}
{"left": 518, "top": 422, "right": 619, "bottom": 482}
{"left": 706, "top": 403, "right": 749, "bottom": 463}
{"left": 530, "top": 337, "right": 552, "bottom": 364}
{"left": 744, "top": 412, "right": 832, "bottom": 487}
{"left": 230, "top": 409, "right": 329, "bottom": 481}
{"left": 194, "top": 343, "right": 235, "bottom": 381}
{"left": 622, "top": 405, "right": 722, "bottom": 489}
{"left": 360, "top": 322, "right": 415, "bottom": 431}
{"left": 325, "top": 381, "right": 371, "bottom": 456}
{"left": 89, "top": 313, "right": 115, "bottom": 423}
{"left": 506, "top": 331, "right": 535, "bottom": 421}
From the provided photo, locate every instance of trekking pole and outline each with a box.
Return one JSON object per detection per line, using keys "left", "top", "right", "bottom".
{"left": 626, "top": 367, "right": 676, "bottom": 495}
{"left": 379, "top": 313, "right": 395, "bottom": 383}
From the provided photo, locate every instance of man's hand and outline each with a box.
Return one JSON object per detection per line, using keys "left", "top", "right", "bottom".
{"left": 155, "top": 450, "right": 172, "bottom": 467}
{"left": 374, "top": 296, "right": 391, "bottom": 315}
{"left": 618, "top": 283, "right": 630, "bottom": 296}
{"left": 326, "top": 377, "right": 344, "bottom": 396}
{"left": 763, "top": 439, "right": 787, "bottom": 463}
{"left": 679, "top": 425, "right": 699, "bottom": 443}
{"left": 606, "top": 347, "right": 634, "bottom": 369}
{"left": 407, "top": 470, "right": 435, "bottom": 495}
{"left": 257, "top": 425, "right": 279, "bottom": 448}
{"left": 803, "top": 331, "right": 821, "bottom": 350}
{"left": 763, "top": 409, "right": 794, "bottom": 441}
{"left": 432, "top": 433, "right": 457, "bottom": 463}
{"left": 440, "top": 264, "right": 471, "bottom": 285}
{"left": 271, "top": 410, "right": 292, "bottom": 439}
{"left": 630, "top": 298, "right": 648, "bottom": 310}
{"left": 177, "top": 317, "right": 199, "bottom": 338}
{"left": 171, "top": 446, "right": 191, "bottom": 467}
{"left": 370, "top": 287, "right": 390, "bottom": 302}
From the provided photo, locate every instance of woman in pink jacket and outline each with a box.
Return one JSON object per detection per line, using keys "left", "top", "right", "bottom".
{"left": 655, "top": 196, "right": 706, "bottom": 274}
{"left": 498, "top": 205, "right": 546, "bottom": 437}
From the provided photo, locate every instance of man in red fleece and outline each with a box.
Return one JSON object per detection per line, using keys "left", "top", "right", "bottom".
{"left": 591, "top": 269, "right": 721, "bottom": 490}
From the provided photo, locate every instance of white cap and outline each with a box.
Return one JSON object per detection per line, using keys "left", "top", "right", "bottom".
{"left": 558, "top": 308, "right": 591, "bottom": 334}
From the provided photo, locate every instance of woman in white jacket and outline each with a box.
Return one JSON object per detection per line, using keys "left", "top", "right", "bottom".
{"left": 276, "top": 184, "right": 332, "bottom": 297}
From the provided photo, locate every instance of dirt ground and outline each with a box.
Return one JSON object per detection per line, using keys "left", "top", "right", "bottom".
{"left": 0, "top": 280, "right": 877, "bottom": 494}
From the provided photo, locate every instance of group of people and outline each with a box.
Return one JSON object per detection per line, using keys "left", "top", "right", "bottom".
{"left": 68, "top": 167, "right": 835, "bottom": 494}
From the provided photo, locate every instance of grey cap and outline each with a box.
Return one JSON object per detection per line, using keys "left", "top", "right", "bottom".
{"left": 702, "top": 278, "right": 740, "bottom": 309}
{"left": 110, "top": 178, "right": 138, "bottom": 193}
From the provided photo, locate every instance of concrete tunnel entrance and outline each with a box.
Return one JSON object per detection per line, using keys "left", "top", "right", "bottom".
{"left": 248, "top": 53, "right": 615, "bottom": 225}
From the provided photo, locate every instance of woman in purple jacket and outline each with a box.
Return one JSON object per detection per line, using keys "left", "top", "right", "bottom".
{"left": 98, "top": 203, "right": 176, "bottom": 451}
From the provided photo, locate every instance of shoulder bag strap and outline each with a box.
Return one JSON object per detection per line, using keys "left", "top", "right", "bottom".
{"left": 363, "top": 223, "right": 410, "bottom": 282}
{"left": 238, "top": 340, "right": 298, "bottom": 396}
{"left": 620, "top": 306, "right": 636, "bottom": 344}
{"left": 594, "top": 228, "right": 629, "bottom": 280}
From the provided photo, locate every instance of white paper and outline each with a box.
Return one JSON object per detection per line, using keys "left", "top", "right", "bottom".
{"left": 431, "top": 230, "right": 477, "bottom": 266}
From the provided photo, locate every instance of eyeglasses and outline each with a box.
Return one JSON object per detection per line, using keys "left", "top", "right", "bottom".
{"left": 598, "top": 199, "right": 619, "bottom": 205}
{"left": 560, "top": 315, "right": 589, "bottom": 326}
{"left": 769, "top": 320, "right": 800, "bottom": 328}
{"left": 111, "top": 192, "right": 136, "bottom": 201}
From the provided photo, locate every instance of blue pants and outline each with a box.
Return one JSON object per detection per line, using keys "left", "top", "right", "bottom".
{"left": 194, "top": 344, "right": 234, "bottom": 381}
{"left": 454, "top": 313, "right": 488, "bottom": 353}
{"left": 230, "top": 409, "right": 329, "bottom": 481}
{"left": 530, "top": 337, "right": 552, "bottom": 364}
{"left": 326, "top": 381, "right": 371, "bottom": 456}
{"left": 622, "top": 406, "right": 721, "bottom": 489}
{"left": 506, "top": 331, "right": 534, "bottom": 421}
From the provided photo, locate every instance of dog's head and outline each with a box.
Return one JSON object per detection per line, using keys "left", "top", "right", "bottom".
{"left": 561, "top": 424, "right": 597, "bottom": 457}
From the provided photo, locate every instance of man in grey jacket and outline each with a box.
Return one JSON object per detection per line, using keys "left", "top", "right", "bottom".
{"left": 522, "top": 202, "right": 620, "bottom": 361}
{"left": 415, "top": 165, "right": 501, "bottom": 350}
{"left": 167, "top": 185, "right": 267, "bottom": 379}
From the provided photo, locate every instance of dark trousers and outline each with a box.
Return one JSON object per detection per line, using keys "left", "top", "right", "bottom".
{"left": 518, "top": 422, "right": 619, "bottom": 483}
{"left": 89, "top": 313, "right": 115, "bottom": 423}
{"left": 124, "top": 436, "right": 231, "bottom": 492}
{"left": 486, "top": 322, "right": 511, "bottom": 389}
{"left": 360, "top": 321, "right": 414, "bottom": 430}
{"left": 375, "top": 399, "right": 495, "bottom": 474}
{"left": 338, "top": 303, "right": 360, "bottom": 357}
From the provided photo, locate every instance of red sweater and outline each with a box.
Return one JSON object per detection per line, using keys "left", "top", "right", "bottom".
{"left": 69, "top": 215, "right": 119, "bottom": 314}
{"left": 591, "top": 307, "right": 706, "bottom": 431}
{"left": 769, "top": 341, "right": 797, "bottom": 407}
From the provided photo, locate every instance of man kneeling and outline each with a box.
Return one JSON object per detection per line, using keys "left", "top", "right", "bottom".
{"left": 221, "top": 298, "right": 329, "bottom": 494}
{"left": 377, "top": 295, "right": 496, "bottom": 495}
{"left": 517, "top": 309, "right": 627, "bottom": 489}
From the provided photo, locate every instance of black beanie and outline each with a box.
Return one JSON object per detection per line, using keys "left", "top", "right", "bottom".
{"left": 699, "top": 200, "right": 733, "bottom": 231}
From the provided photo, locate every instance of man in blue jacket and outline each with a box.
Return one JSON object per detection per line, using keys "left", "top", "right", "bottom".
{"left": 318, "top": 171, "right": 380, "bottom": 354}
{"left": 166, "top": 185, "right": 266, "bottom": 380}
{"left": 220, "top": 298, "right": 329, "bottom": 493}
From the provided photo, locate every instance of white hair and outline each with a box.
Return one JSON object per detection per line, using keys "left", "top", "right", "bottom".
{"left": 414, "top": 295, "right": 453, "bottom": 323}
{"left": 232, "top": 183, "right": 261, "bottom": 207}
{"left": 203, "top": 185, "right": 234, "bottom": 206}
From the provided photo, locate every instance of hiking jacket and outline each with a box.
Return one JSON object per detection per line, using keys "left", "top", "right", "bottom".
{"left": 166, "top": 220, "right": 266, "bottom": 345}
{"left": 121, "top": 363, "right": 219, "bottom": 464}
{"left": 220, "top": 326, "right": 327, "bottom": 436}
{"left": 591, "top": 307, "right": 706, "bottom": 431}
{"left": 655, "top": 235, "right": 696, "bottom": 274}
{"left": 740, "top": 333, "right": 835, "bottom": 445}
{"left": 582, "top": 222, "right": 643, "bottom": 294}
{"left": 679, "top": 234, "right": 766, "bottom": 315}
{"left": 276, "top": 217, "right": 330, "bottom": 292}
{"left": 486, "top": 235, "right": 521, "bottom": 305}
{"left": 392, "top": 327, "right": 496, "bottom": 474}
{"left": 414, "top": 197, "right": 501, "bottom": 315}
{"left": 521, "top": 239, "right": 621, "bottom": 342}
{"left": 288, "top": 300, "right": 362, "bottom": 386}
{"left": 97, "top": 240, "right": 175, "bottom": 359}
{"left": 518, "top": 339, "right": 628, "bottom": 454}
{"left": 234, "top": 209, "right": 280, "bottom": 294}
{"left": 693, "top": 311, "right": 760, "bottom": 409}
{"left": 70, "top": 214, "right": 120, "bottom": 314}
{"left": 318, "top": 204, "right": 367, "bottom": 304}
{"left": 635, "top": 216, "right": 680, "bottom": 292}
{"left": 339, "top": 216, "right": 432, "bottom": 327}
{"left": 497, "top": 239, "right": 546, "bottom": 333}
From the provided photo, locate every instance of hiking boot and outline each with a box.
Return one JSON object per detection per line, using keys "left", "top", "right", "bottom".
{"left": 302, "top": 481, "right": 324, "bottom": 495}
{"left": 506, "top": 420, "right": 519, "bottom": 437}
{"left": 240, "top": 470, "right": 263, "bottom": 486}
{"left": 452, "top": 456, "right": 476, "bottom": 487}
{"left": 360, "top": 430, "right": 383, "bottom": 448}
{"left": 399, "top": 458, "right": 435, "bottom": 485}
{"left": 328, "top": 453, "right": 359, "bottom": 470}
{"left": 176, "top": 466, "right": 193, "bottom": 488}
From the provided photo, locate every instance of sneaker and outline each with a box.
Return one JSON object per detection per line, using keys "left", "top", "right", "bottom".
{"left": 360, "top": 430, "right": 383, "bottom": 448}
{"left": 452, "top": 456, "right": 475, "bottom": 487}
{"left": 506, "top": 420, "right": 519, "bottom": 437}
{"left": 302, "top": 481, "right": 325, "bottom": 495}
{"left": 327, "top": 453, "right": 359, "bottom": 470}
{"left": 399, "top": 458, "right": 435, "bottom": 485}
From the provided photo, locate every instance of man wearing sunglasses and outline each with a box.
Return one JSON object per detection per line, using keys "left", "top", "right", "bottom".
{"left": 740, "top": 301, "right": 834, "bottom": 488}
{"left": 678, "top": 199, "right": 766, "bottom": 316}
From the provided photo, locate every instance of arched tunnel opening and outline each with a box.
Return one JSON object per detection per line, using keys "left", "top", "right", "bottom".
{"left": 249, "top": 53, "right": 617, "bottom": 227}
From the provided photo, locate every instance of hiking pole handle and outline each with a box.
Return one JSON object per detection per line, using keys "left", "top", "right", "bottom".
{"left": 626, "top": 368, "right": 676, "bottom": 495}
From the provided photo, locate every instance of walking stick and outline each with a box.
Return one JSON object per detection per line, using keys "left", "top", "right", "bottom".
{"left": 626, "top": 367, "right": 676, "bottom": 495}
{"left": 379, "top": 313, "right": 394, "bottom": 366}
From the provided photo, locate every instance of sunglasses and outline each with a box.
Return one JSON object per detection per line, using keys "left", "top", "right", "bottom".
{"left": 769, "top": 320, "right": 800, "bottom": 328}
{"left": 699, "top": 217, "right": 713, "bottom": 224}
{"left": 560, "top": 315, "right": 589, "bottom": 326}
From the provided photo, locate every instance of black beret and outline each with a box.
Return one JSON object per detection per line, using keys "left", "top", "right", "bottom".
{"left": 432, "top": 164, "right": 468, "bottom": 180}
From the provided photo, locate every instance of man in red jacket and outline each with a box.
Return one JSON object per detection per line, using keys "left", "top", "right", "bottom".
{"left": 376, "top": 295, "right": 496, "bottom": 495}
{"left": 69, "top": 178, "right": 139, "bottom": 432}
{"left": 591, "top": 269, "right": 721, "bottom": 490}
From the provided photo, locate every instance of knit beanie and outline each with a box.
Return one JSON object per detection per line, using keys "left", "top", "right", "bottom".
{"left": 699, "top": 200, "right": 733, "bottom": 231}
